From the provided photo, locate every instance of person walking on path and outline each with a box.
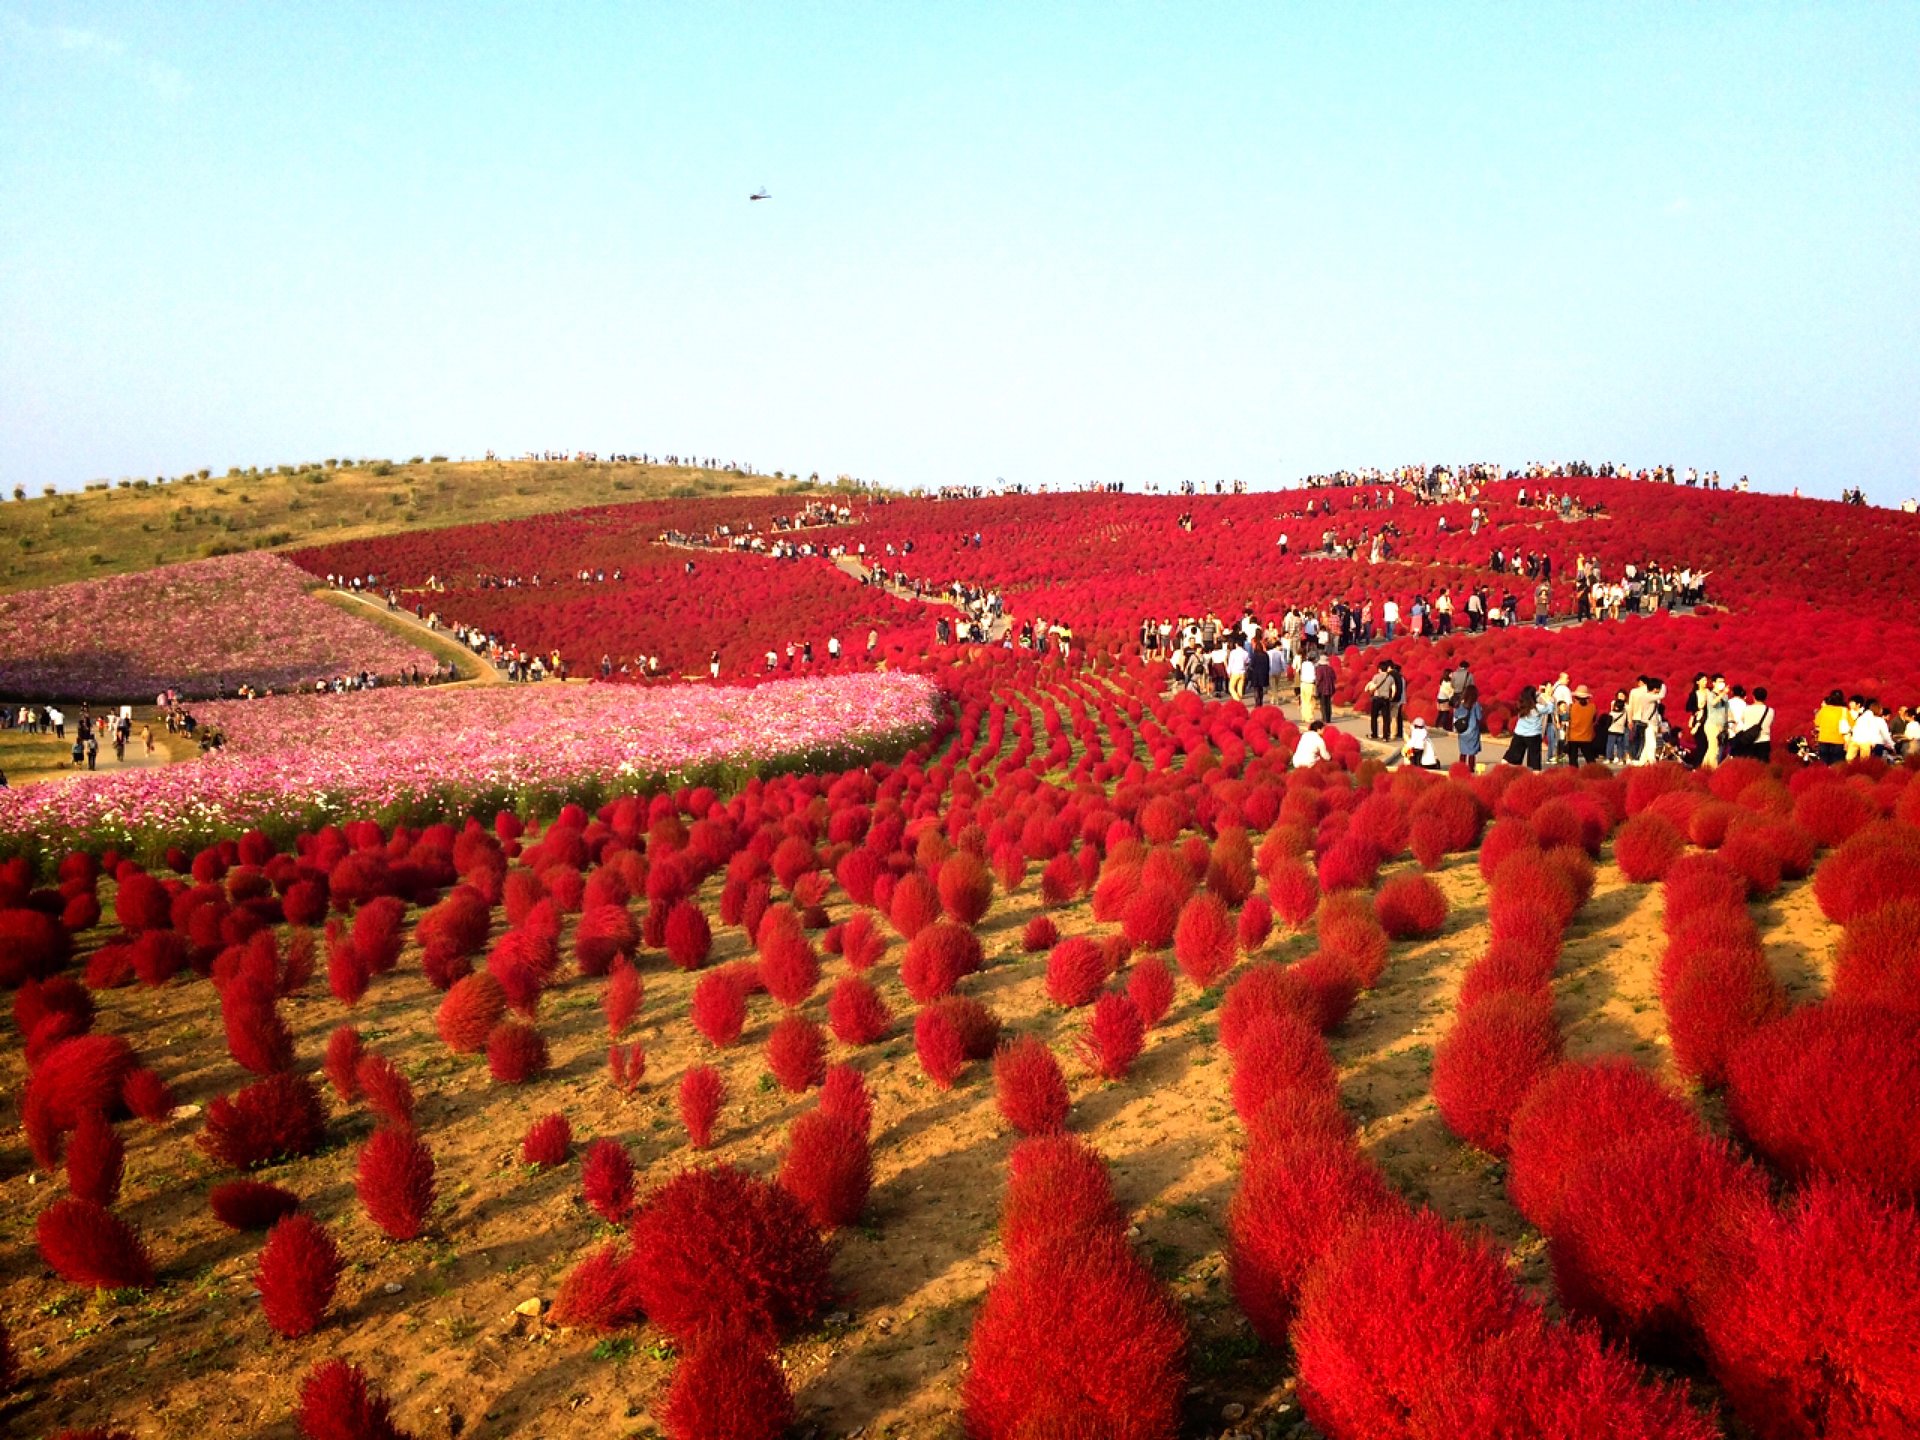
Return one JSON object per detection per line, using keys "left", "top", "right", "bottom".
{"left": 1365, "top": 662, "right": 1395, "bottom": 740}
{"left": 1455, "top": 684, "right": 1485, "bottom": 773}
{"left": 1565, "top": 685, "right": 1598, "bottom": 765}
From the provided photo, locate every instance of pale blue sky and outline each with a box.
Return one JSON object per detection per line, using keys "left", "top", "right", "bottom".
{"left": 3, "top": 3, "right": 1916, "bottom": 497}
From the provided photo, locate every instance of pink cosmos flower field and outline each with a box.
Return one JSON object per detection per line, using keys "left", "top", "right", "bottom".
{"left": 0, "top": 551, "right": 435, "bottom": 701}
{"left": 0, "top": 671, "right": 938, "bottom": 860}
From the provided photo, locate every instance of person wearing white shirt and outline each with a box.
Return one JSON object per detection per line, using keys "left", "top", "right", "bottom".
{"left": 1403, "top": 718, "right": 1440, "bottom": 769}
{"left": 1851, "top": 703, "right": 1894, "bottom": 759}
{"left": 1381, "top": 599, "right": 1401, "bottom": 640}
{"left": 1298, "top": 655, "right": 1317, "bottom": 715}
{"left": 1292, "top": 720, "right": 1332, "bottom": 769}
{"left": 1226, "top": 642, "right": 1249, "bottom": 700}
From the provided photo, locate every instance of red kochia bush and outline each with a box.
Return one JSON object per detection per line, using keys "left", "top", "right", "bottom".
{"left": 888, "top": 872, "right": 941, "bottom": 939}
{"left": 826, "top": 974, "right": 891, "bottom": 1046}
{"left": 487, "top": 1021, "right": 550, "bottom": 1084}
{"left": 295, "top": 1359, "right": 413, "bottom": 1440}
{"left": 257, "top": 1213, "right": 343, "bottom": 1338}
{"left": 521, "top": 1113, "right": 572, "bottom": 1168}
{"left": 200, "top": 1072, "right": 328, "bottom": 1170}
{"left": 1173, "top": 892, "right": 1236, "bottom": 987}
{"left": 1127, "top": 955, "right": 1176, "bottom": 1026}
{"left": 759, "top": 931, "right": 821, "bottom": 1007}
{"left": 1415, "top": 1317, "right": 1719, "bottom": 1440}
{"left": 550, "top": 1241, "right": 645, "bottom": 1332}
{"left": 1699, "top": 1177, "right": 1920, "bottom": 1440}
{"left": 1079, "top": 992, "right": 1146, "bottom": 1080}
{"left": 937, "top": 849, "right": 994, "bottom": 925}
{"left": 1373, "top": 871, "right": 1448, "bottom": 940}
{"left": 65, "top": 1111, "right": 124, "bottom": 1205}
{"left": 357, "top": 1054, "right": 415, "bottom": 1129}
{"left": 579, "top": 1144, "right": 641, "bottom": 1221}
{"left": 1228, "top": 1139, "right": 1398, "bottom": 1346}
{"left": 766, "top": 1015, "right": 828, "bottom": 1093}
{"left": 1121, "top": 880, "right": 1184, "bottom": 950}
{"left": 1665, "top": 946, "right": 1785, "bottom": 1087}
{"left": 1292, "top": 1210, "right": 1531, "bottom": 1440}
{"left": 24, "top": 1032, "right": 135, "bottom": 1165}
{"left": 1552, "top": 1128, "right": 1768, "bottom": 1343}
{"left": 962, "top": 1230, "right": 1186, "bottom": 1439}
{"left": 324, "top": 1025, "right": 364, "bottom": 1102}
{"left": 356, "top": 1128, "right": 436, "bottom": 1240}
{"left": 435, "top": 972, "right": 506, "bottom": 1054}
{"left": 1505, "top": 1060, "right": 1702, "bottom": 1233}
{"left": 112, "top": 870, "right": 171, "bottom": 931}
{"left": 1045, "top": 937, "right": 1109, "bottom": 1009}
{"left": 1723, "top": 1001, "right": 1920, "bottom": 1199}
{"left": 626, "top": 1164, "right": 834, "bottom": 1343}
{"left": 1021, "top": 914, "right": 1059, "bottom": 952}
{"left": 210, "top": 1179, "right": 301, "bottom": 1231}
{"left": 900, "top": 920, "right": 982, "bottom": 1003}
{"left": 1834, "top": 897, "right": 1920, "bottom": 1011}
{"left": 820, "top": 1063, "right": 872, "bottom": 1139}
{"left": 1002, "top": 1134, "right": 1127, "bottom": 1262}
{"left": 573, "top": 902, "right": 638, "bottom": 976}
{"left": 1231, "top": 1011, "right": 1338, "bottom": 1125}
{"left": 690, "top": 969, "right": 748, "bottom": 1047}
{"left": 1039, "top": 852, "right": 1081, "bottom": 906}
{"left": 779, "top": 1109, "right": 872, "bottom": 1230}
{"left": 663, "top": 900, "right": 713, "bottom": 971}
{"left": 36, "top": 1198, "right": 155, "bottom": 1290}
{"left": 994, "top": 1036, "right": 1070, "bottom": 1135}
{"left": 660, "top": 1326, "right": 796, "bottom": 1440}
{"left": 1432, "top": 990, "right": 1562, "bottom": 1157}
{"left": 0, "top": 907, "right": 71, "bottom": 985}
{"left": 1316, "top": 892, "right": 1390, "bottom": 987}
{"left": 679, "top": 1065, "right": 725, "bottom": 1149}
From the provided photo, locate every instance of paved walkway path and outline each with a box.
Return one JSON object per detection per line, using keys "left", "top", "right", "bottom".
{"left": 323, "top": 588, "right": 508, "bottom": 684}
{"left": 831, "top": 555, "right": 1012, "bottom": 644}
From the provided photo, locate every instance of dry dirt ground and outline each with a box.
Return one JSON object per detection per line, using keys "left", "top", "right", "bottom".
{"left": 0, "top": 833, "right": 1832, "bottom": 1440}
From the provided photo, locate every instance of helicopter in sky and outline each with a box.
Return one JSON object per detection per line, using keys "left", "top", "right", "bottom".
{"left": 750, "top": 187, "right": 771, "bottom": 201}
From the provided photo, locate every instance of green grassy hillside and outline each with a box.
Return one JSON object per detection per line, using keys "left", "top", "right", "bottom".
{"left": 0, "top": 457, "right": 836, "bottom": 594}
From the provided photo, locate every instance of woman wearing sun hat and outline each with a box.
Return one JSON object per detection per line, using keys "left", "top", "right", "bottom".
{"left": 1565, "top": 684, "right": 1599, "bottom": 766}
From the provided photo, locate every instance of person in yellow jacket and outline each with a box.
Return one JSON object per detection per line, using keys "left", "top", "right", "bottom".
{"left": 1814, "top": 689, "right": 1850, "bottom": 764}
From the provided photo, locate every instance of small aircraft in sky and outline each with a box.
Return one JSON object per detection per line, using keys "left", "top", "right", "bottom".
{"left": 750, "top": 187, "right": 771, "bottom": 201}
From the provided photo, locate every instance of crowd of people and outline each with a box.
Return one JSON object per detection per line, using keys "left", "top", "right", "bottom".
{"left": 2, "top": 702, "right": 158, "bottom": 779}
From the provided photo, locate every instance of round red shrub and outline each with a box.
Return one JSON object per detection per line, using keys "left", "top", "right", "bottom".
{"left": 1317, "top": 892, "right": 1389, "bottom": 987}
{"left": 1551, "top": 1127, "right": 1768, "bottom": 1343}
{"left": 295, "top": 1358, "right": 410, "bottom": 1440}
{"left": 1078, "top": 992, "right": 1146, "bottom": 1079}
{"left": 962, "top": 1230, "right": 1186, "bottom": 1438}
{"left": 435, "top": 972, "right": 505, "bottom": 1055}
{"left": 1665, "top": 947, "right": 1785, "bottom": 1087}
{"left": 519, "top": 1112, "right": 570, "bottom": 1168}
{"left": 0, "top": 907, "right": 71, "bottom": 987}
{"left": 1505, "top": 1060, "right": 1701, "bottom": 1232}
{"left": 690, "top": 970, "right": 748, "bottom": 1047}
{"left": 1045, "top": 936, "right": 1109, "bottom": 1009}
{"left": 36, "top": 1197, "right": 154, "bottom": 1290}
{"left": 1292, "top": 1210, "right": 1531, "bottom": 1440}
{"left": 1021, "top": 914, "right": 1059, "bottom": 953}
{"left": 582, "top": 1138, "right": 636, "bottom": 1223}
{"left": 662, "top": 901, "right": 713, "bottom": 971}
{"left": 1698, "top": 1177, "right": 1920, "bottom": 1440}
{"left": 1724, "top": 1002, "right": 1920, "bottom": 1199}
{"left": 64, "top": 1110, "right": 123, "bottom": 1206}
{"left": 779, "top": 1110, "right": 872, "bottom": 1231}
{"left": 626, "top": 1164, "right": 833, "bottom": 1343}
{"left": 993, "top": 1035, "right": 1069, "bottom": 1134}
{"left": 1228, "top": 1138, "right": 1397, "bottom": 1347}
{"left": 487, "top": 1021, "right": 550, "bottom": 1084}
{"left": 1433, "top": 990, "right": 1561, "bottom": 1156}
{"left": 1173, "top": 892, "right": 1236, "bottom": 987}
{"left": 937, "top": 850, "right": 994, "bottom": 925}
{"left": 210, "top": 1179, "right": 301, "bottom": 1231}
{"left": 759, "top": 932, "right": 821, "bottom": 1007}
{"left": 679, "top": 1065, "right": 725, "bottom": 1149}
{"left": 1039, "top": 852, "right": 1081, "bottom": 907}
{"left": 1127, "top": 955, "right": 1176, "bottom": 1027}
{"left": 1002, "top": 1133, "right": 1127, "bottom": 1262}
{"left": 888, "top": 872, "right": 941, "bottom": 940}
{"left": 199, "top": 1072, "right": 328, "bottom": 1171}
{"left": 1121, "top": 879, "right": 1184, "bottom": 950}
{"left": 256, "top": 1212, "right": 342, "bottom": 1338}
{"left": 1794, "top": 780, "right": 1874, "bottom": 848}
{"left": 900, "top": 920, "right": 982, "bottom": 1003}
{"left": 355, "top": 1128, "right": 436, "bottom": 1240}
{"left": 1231, "top": 1011, "right": 1338, "bottom": 1125}
{"left": 660, "top": 1327, "right": 796, "bottom": 1440}
{"left": 1374, "top": 871, "right": 1449, "bottom": 940}
{"left": 1812, "top": 823, "right": 1920, "bottom": 925}
{"left": 766, "top": 1015, "right": 828, "bottom": 1093}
